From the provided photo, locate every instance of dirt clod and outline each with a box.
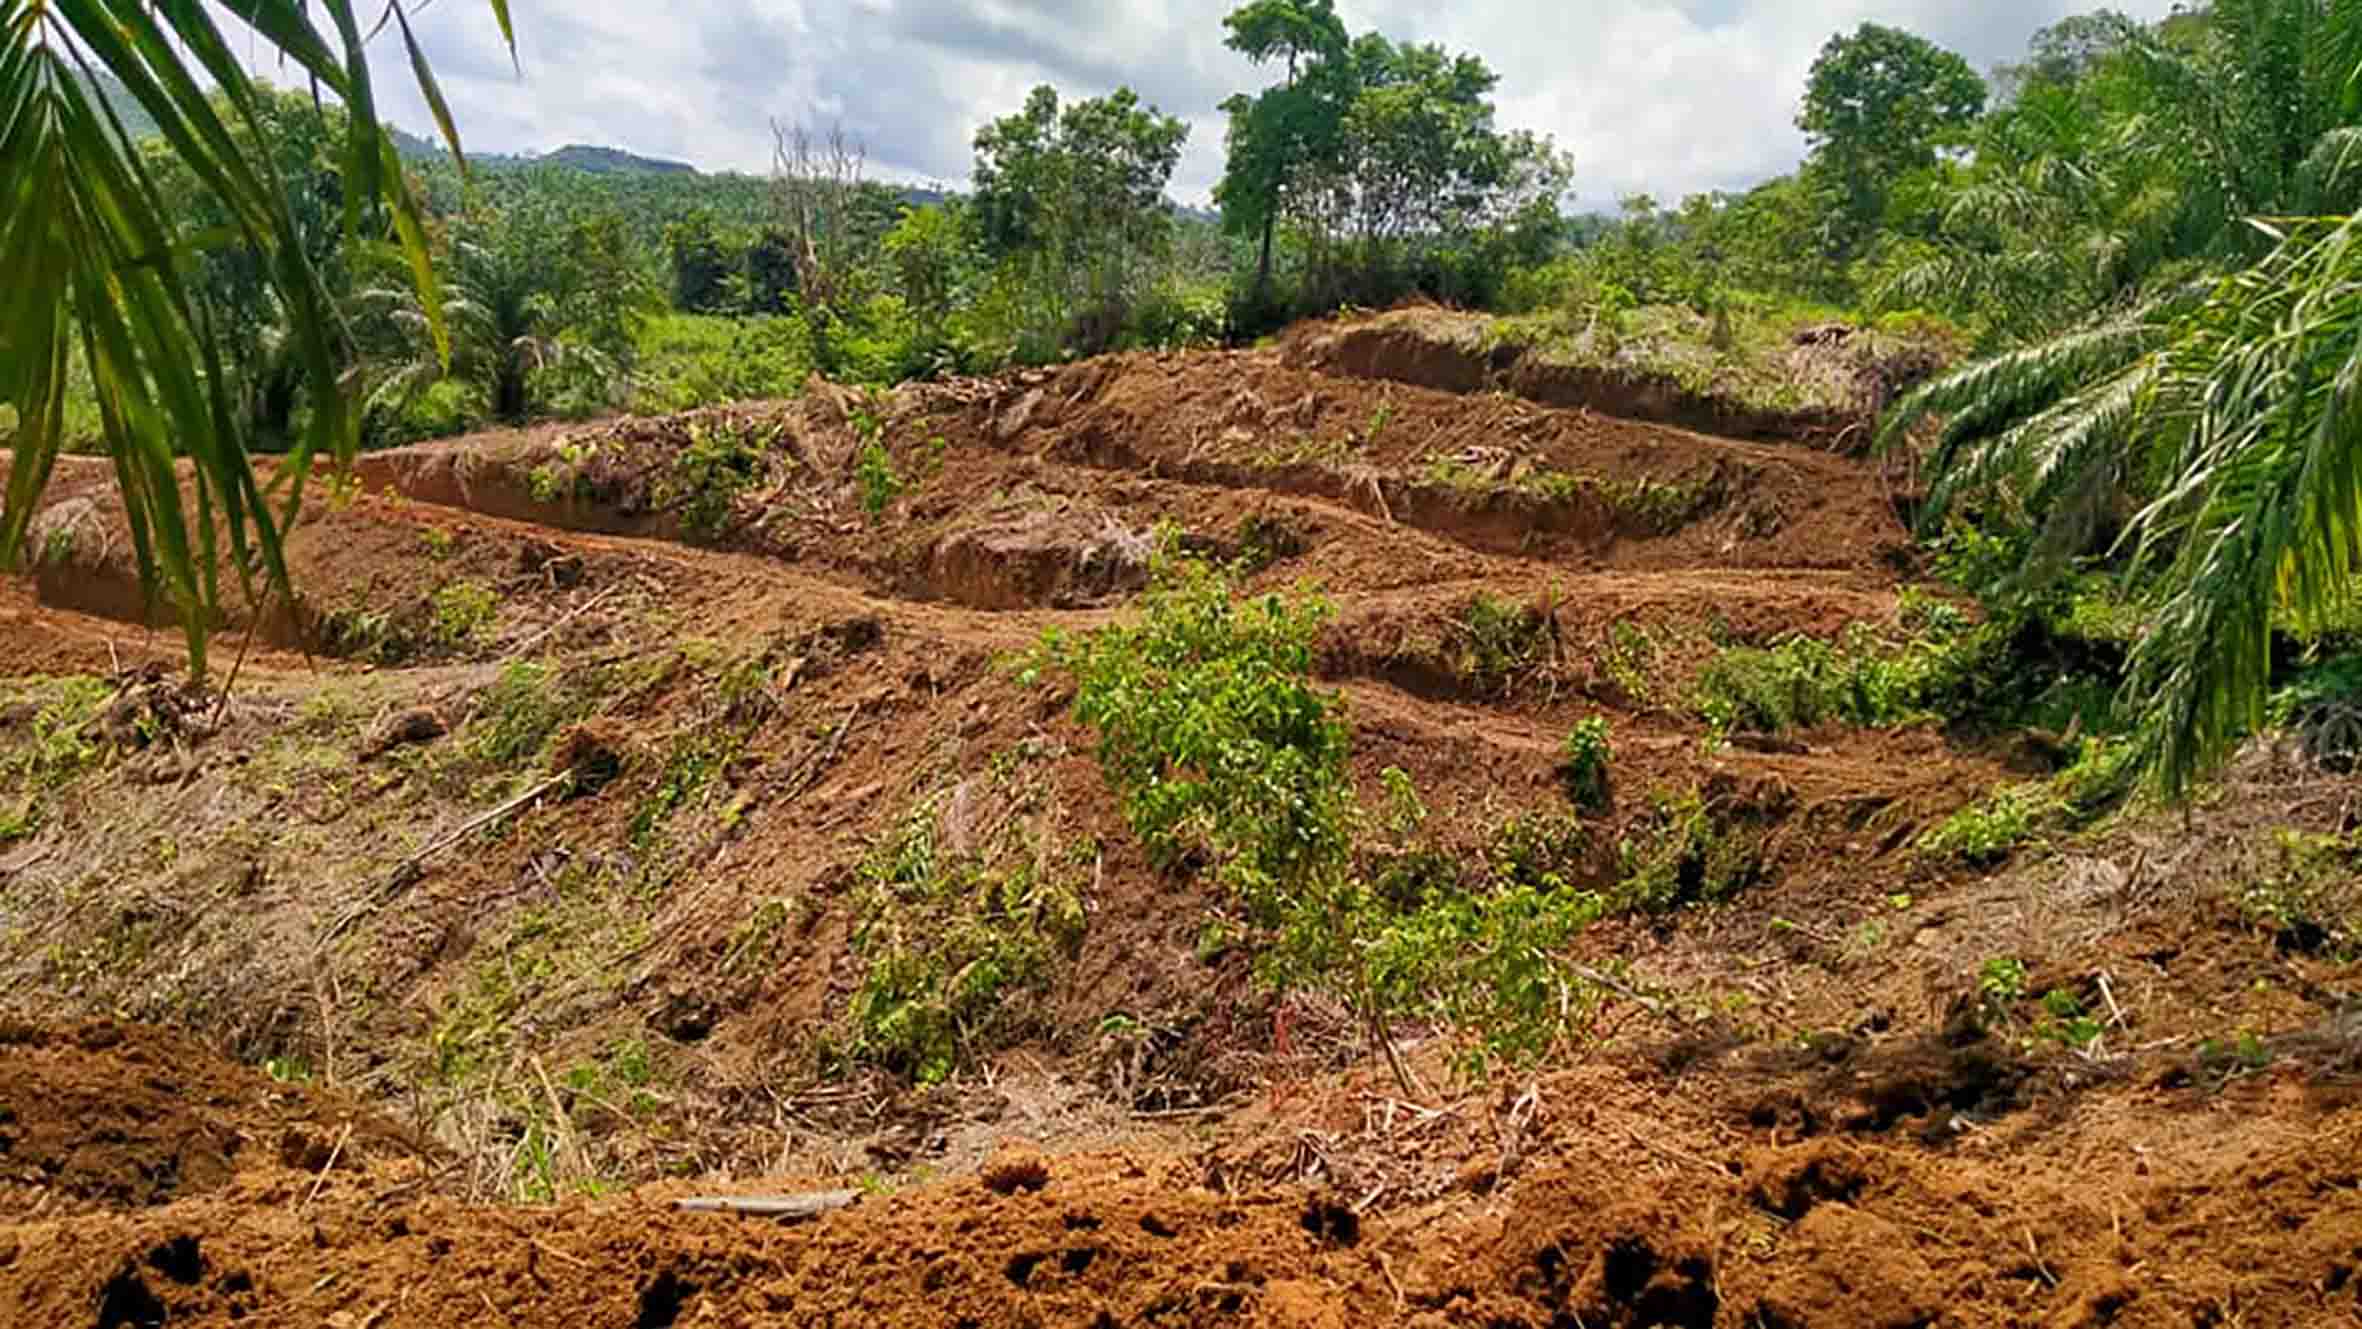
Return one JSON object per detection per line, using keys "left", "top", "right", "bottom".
{"left": 1755, "top": 1206, "right": 1937, "bottom": 1329}
{"left": 981, "top": 1149, "right": 1052, "bottom": 1196}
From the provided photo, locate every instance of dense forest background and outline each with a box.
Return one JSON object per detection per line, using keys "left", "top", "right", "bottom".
{"left": 40, "top": 2, "right": 2353, "bottom": 457}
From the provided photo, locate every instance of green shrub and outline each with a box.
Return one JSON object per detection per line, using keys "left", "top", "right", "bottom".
{"left": 1454, "top": 594, "right": 1550, "bottom": 693}
{"left": 0, "top": 677, "right": 112, "bottom": 837}
{"left": 1615, "top": 787, "right": 1762, "bottom": 911}
{"left": 1559, "top": 716, "right": 1613, "bottom": 812}
{"left": 1365, "top": 873, "right": 1605, "bottom": 1069}
{"left": 1693, "top": 618, "right": 1992, "bottom": 736}
{"left": 844, "top": 780, "right": 1087, "bottom": 1084}
{"left": 1598, "top": 620, "right": 1659, "bottom": 707}
{"left": 1978, "top": 955, "right": 2028, "bottom": 1003}
{"left": 1916, "top": 782, "right": 2062, "bottom": 865}
{"left": 1037, "top": 557, "right": 1349, "bottom": 883}
{"left": 2240, "top": 829, "right": 2362, "bottom": 958}
{"left": 1033, "top": 555, "right": 1607, "bottom": 1078}
{"left": 659, "top": 420, "right": 778, "bottom": 540}
{"left": 856, "top": 441, "right": 902, "bottom": 518}
{"left": 633, "top": 313, "right": 815, "bottom": 412}
{"left": 1124, "top": 278, "right": 1227, "bottom": 350}
{"left": 1488, "top": 813, "right": 1592, "bottom": 892}
{"left": 468, "top": 662, "right": 591, "bottom": 766}
{"left": 389, "top": 378, "right": 484, "bottom": 443}
{"left": 429, "top": 581, "right": 499, "bottom": 648}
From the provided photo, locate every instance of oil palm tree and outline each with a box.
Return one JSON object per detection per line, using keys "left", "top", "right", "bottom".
{"left": 0, "top": 0, "right": 512, "bottom": 674}
{"left": 360, "top": 192, "right": 652, "bottom": 427}
{"left": 1881, "top": 0, "right": 2362, "bottom": 798}
{"left": 2120, "top": 215, "right": 2362, "bottom": 796}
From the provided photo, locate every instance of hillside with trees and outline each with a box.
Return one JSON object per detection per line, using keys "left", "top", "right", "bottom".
{"left": 4, "top": 4, "right": 2362, "bottom": 1324}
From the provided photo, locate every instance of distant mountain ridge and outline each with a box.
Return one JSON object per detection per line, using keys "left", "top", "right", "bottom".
{"left": 389, "top": 127, "right": 698, "bottom": 176}
{"left": 78, "top": 75, "right": 1204, "bottom": 218}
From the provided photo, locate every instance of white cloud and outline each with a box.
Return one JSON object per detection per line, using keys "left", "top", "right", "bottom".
{"left": 359, "top": 0, "right": 2186, "bottom": 206}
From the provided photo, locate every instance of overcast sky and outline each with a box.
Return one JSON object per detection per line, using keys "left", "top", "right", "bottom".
{"left": 345, "top": 1, "right": 2185, "bottom": 207}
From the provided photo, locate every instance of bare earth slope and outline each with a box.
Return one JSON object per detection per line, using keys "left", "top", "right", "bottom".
{"left": 1, "top": 337, "right": 2357, "bottom": 1327}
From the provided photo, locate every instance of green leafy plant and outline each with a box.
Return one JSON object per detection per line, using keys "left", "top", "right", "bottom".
{"left": 430, "top": 580, "right": 499, "bottom": 648}
{"left": 2240, "top": 828, "right": 2362, "bottom": 958}
{"left": 2035, "top": 988, "right": 2104, "bottom": 1049}
{"left": 529, "top": 443, "right": 596, "bottom": 505}
{"left": 468, "top": 662, "right": 593, "bottom": 766}
{"left": 1598, "top": 620, "right": 1658, "bottom": 708}
{"left": 661, "top": 420, "right": 778, "bottom": 540}
{"left": 1614, "top": 786, "right": 1764, "bottom": 912}
{"left": 843, "top": 777, "right": 1087, "bottom": 1084}
{"left": 1454, "top": 594, "right": 1550, "bottom": 693}
{"left": 856, "top": 441, "right": 903, "bottom": 518}
{"left": 1917, "top": 782, "right": 2062, "bottom": 865}
{"left": 2198, "top": 1029, "right": 2276, "bottom": 1078}
{"left": 1034, "top": 555, "right": 1606, "bottom": 1084}
{"left": 1692, "top": 619, "right": 1989, "bottom": 737}
{"left": 1979, "top": 955, "right": 2029, "bottom": 1003}
{"left": 1559, "top": 716, "right": 1614, "bottom": 812}
{"left": 0, "top": 678, "right": 111, "bottom": 792}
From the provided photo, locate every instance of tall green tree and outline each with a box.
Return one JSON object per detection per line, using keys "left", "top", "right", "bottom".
{"left": 1296, "top": 34, "right": 1569, "bottom": 305}
{"left": 1215, "top": 0, "right": 1351, "bottom": 302}
{"left": 879, "top": 202, "right": 974, "bottom": 322}
{"left": 666, "top": 209, "right": 737, "bottom": 313}
{"left": 1, "top": 0, "right": 509, "bottom": 673}
{"left": 1799, "top": 22, "right": 1986, "bottom": 252}
{"left": 971, "top": 85, "right": 1189, "bottom": 353}
{"left": 1218, "top": 13, "right": 1567, "bottom": 314}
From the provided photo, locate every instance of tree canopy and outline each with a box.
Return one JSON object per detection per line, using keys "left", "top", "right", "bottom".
{"left": 1799, "top": 21, "right": 1987, "bottom": 247}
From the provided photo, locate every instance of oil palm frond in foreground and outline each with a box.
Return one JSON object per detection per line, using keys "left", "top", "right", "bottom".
{"left": 2123, "top": 214, "right": 2362, "bottom": 798}
{"left": 1887, "top": 213, "right": 2362, "bottom": 800}
{"left": 0, "top": 0, "right": 514, "bottom": 674}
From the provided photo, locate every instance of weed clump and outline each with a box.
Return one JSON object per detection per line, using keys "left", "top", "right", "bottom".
{"left": 1916, "top": 740, "right": 2136, "bottom": 867}
{"left": 1031, "top": 554, "right": 1607, "bottom": 1080}
{"left": 1452, "top": 594, "right": 1553, "bottom": 694}
{"left": 429, "top": 580, "right": 499, "bottom": 648}
{"left": 1916, "top": 783, "right": 2061, "bottom": 866}
{"left": 659, "top": 419, "right": 780, "bottom": 540}
{"left": 0, "top": 677, "right": 111, "bottom": 839}
{"left": 2241, "top": 829, "right": 2362, "bottom": 958}
{"left": 1693, "top": 617, "right": 1986, "bottom": 737}
{"left": 468, "top": 661, "right": 607, "bottom": 766}
{"left": 1558, "top": 716, "right": 1614, "bottom": 812}
{"left": 843, "top": 769, "right": 1087, "bottom": 1084}
{"left": 1614, "top": 786, "right": 1765, "bottom": 912}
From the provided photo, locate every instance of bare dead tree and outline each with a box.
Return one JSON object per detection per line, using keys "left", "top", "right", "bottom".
{"left": 771, "top": 120, "right": 868, "bottom": 314}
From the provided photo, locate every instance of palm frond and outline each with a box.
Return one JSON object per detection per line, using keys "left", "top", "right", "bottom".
{"left": 1878, "top": 301, "right": 2170, "bottom": 481}
{"left": 0, "top": 0, "right": 514, "bottom": 673}
{"left": 2122, "top": 212, "right": 2362, "bottom": 796}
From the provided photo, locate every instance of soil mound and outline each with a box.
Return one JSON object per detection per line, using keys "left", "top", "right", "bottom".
{"left": 0, "top": 1021, "right": 419, "bottom": 1220}
{"left": 4, "top": 340, "right": 2358, "bottom": 1329}
{"left": 1280, "top": 307, "right": 1948, "bottom": 448}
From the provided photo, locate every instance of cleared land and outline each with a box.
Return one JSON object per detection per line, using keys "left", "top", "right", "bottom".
{"left": 2, "top": 318, "right": 2357, "bottom": 1328}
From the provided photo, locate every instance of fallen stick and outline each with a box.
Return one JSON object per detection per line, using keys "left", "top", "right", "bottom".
{"left": 302, "top": 1122, "right": 355, "bottom": 1211}
{"left": 672, "top": 1191, "right": 861, "bottom": 1222}
{"left": 505, "top": 582, "right": 624, "bottom": 661}
{"left": 0, "top": 843, "right": 54, "bottom": 880}
{"left": 1568, "top": 964, "right": 1673, "bottom": 1019}
{"left": 318, "top": 771, "right": 573, "bottom": 949}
